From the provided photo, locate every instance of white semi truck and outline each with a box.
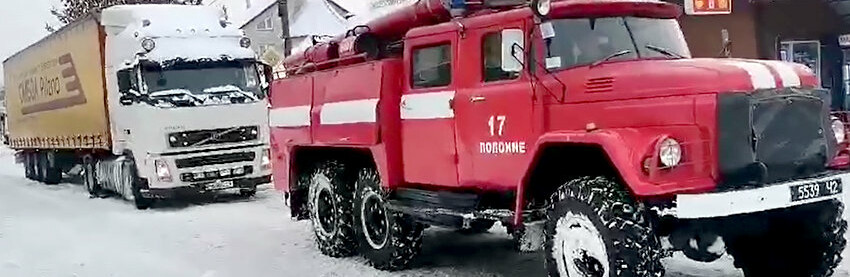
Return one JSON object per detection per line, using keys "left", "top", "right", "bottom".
{"left": 3, "top": 4, "right": 272, "bottom": 209}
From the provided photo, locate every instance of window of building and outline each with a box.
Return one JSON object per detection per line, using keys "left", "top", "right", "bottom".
{"left": 412, "top": 44, "right": 452, "bottom": 88}
{"left": 256, "top": 16, "right": 273, "bottom": 31}
{"left": 482, "top": 32, "right": 520, "bottom": 82}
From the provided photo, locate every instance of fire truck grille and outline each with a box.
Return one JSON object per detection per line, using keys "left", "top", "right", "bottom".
{"left": 168, "top": 126, "right": 259, "bottom": 148}
{"left": 717, "top": 88, "right": 836, "bottom": 188}
{"left": 175, "top": 152, "right": 256, "bottom": 169}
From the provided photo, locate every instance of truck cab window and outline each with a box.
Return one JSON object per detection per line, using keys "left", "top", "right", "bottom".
{"left": 482, "top": 32, "right": 520, "bottom": 82}
{"left": 116, "top": 69, "right": 137, "bottom": 94}
{"left": 412, "top": 44, "right": 451, "bottom": 88}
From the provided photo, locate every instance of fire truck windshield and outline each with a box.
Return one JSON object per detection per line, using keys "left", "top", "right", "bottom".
{"left": 542, "top": 17, "right": 691, "bottom": 70}
{"left": 140, "top": 60, "right": 263, "bottom": 107}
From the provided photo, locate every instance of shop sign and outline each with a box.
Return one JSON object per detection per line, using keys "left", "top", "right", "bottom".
{"left": 685, "top": 0, "right": 732, "bottom": 15}
{"left": 839, "top": 34, "right": 850, "bottom": 47}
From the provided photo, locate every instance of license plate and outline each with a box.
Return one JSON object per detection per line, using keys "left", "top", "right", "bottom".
{"left": 206, "top": 180, "right": 234, "bottom": 190}
{"left": 790, "top": 178, "right": 843, "bottom": 202}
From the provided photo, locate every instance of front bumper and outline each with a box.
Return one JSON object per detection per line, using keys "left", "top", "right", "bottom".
{"left": 141, "top": 175, "right": 271, "bottom": 199}
{"left": 676, "top": 171, "right": 848, "bottom": 219}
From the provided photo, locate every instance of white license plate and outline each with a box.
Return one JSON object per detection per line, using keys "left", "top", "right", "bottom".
{"left": 206, "top": 180, "right": 234, "bottom": 190}
{"left": 789, "top": 178, "right": 843, "bottom": 202}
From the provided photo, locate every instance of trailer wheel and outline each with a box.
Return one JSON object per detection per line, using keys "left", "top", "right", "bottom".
{"left": 545, "top": 176, "right": 666, "bottom": 277}
{"left": 305, "top": 160, "right": 357, "bottom": 257}
{"left": 354, "top": 168, "right": 424, "bottom": 271}
{"left": 34, "top": 152, "right": 46, "bottom": 182}
{"left": 24, "top": 152, "right": 36, "bottom": 180}
{"left": 42, "top": 151, "right": 61, "bottom": 185}
{"left": 122, "top": 159, "right": 153, "bottom": 210}
{"left": 725, "top": 199, "right": 847, "bottom": 277}
{"left": 82, "top": 155, "right": 102, "bottom": 197}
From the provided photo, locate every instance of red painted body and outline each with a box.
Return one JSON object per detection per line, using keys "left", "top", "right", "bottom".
{"left": 269, "top": 0, "right": 820, "bottom": 224}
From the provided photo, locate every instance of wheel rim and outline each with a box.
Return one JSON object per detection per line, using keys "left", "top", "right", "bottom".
{"left": 553, "top": 211, "right": 610, "bottom": 277}
{"left": 316, "top": 187, "right": 337, "bottom": 236}
{"left": 360, "top": 191, "right": 389, "bottom": 249}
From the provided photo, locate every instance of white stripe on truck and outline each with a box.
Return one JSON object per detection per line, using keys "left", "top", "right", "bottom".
{"left": 269, "top": 105, "right": 312, "bottom": 127}
{"left": 320, "top": 98, "right": 379, "bottom": 125}
{"left": 400, "top": 91, "right": 456, "bottom": 120}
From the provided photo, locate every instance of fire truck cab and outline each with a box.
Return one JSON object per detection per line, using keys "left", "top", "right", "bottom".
{"left": 270, "top": 0, "right": 848, "bottom": 276}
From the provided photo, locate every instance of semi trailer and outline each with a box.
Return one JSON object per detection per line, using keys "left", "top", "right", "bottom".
{"left": 3, "top": 4, "right": 272, "bottom": 209}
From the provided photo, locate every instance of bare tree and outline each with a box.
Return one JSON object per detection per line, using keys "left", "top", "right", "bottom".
{"left": 49, "top": 0, "right": 203, "bottom": 28}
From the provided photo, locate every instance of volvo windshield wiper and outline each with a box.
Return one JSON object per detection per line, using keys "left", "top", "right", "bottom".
{"left": 591, "top": 50, "right": 633, "bottom": 67}
{"left": 645, "top": 44, "right": 685, "bottom": 59}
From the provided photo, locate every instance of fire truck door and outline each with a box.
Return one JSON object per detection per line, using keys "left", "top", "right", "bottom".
{"left": 399, "top": 32, "right": 460, "bottom": 186}
{"left": 454, "top": 24, "right": 534, "bottom": 190}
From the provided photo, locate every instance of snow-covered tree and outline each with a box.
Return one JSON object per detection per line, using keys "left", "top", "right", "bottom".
{"left": 50, "top": 0, "right": 203, "bottom": 26}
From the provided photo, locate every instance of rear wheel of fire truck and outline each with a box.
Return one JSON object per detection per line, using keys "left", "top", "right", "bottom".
{"left": 353, "top": 168, "right": 424, "bottom": 271}
{"left": 82, "top": 155, "right": 102, "bottom": 197}
{"left": 122, "top": 158, "right": 153, "bottom": 210}
{"left": 545, "top": 176, "right": 665, "bottom": 277}
{"left": 725, "top": 199, "right": 847, "bottom": 277}
{"left": 305, "top": 160, "right": 357, "bottom": 257}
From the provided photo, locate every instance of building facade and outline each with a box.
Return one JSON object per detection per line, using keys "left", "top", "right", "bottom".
{"left": 240, "top": 0, "right": 351, "bottom": 66}
{"left": 674, "top": 0, "right": 850, "bottom": 109}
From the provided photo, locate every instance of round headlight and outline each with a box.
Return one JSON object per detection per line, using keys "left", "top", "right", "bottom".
{"left": 168, "top": 136, "right": 177, "bottom": 143}
{"left": 141, "top": 38, "right": 156, "bottom": 52}
{"left": 832, "top": 117, "right": 846, "bottom": 143}
{"left": 659, "top": 138, "right": 682, "bottom": 168}
{"left": 531, "top": 0, "right": 551, "bottom": 18}
{"left": 239, "top": 37, "right": 251, "bottom": 48}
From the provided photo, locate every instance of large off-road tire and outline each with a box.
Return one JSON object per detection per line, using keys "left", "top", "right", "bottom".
{"left": 82, "top": 155, "right": 102, "bottom": 197}
{"left": 353, "top": 168, "right": 424, "bottom": 271}
{"left": 42, "top": 151, "right": 61, "bottom": 185}
{"left": 305, "top": 160, "right": 358, "bottom": 257}
{"left": 457, "top": 219, "right": 496, "bottom": 234}
{"left": 122, "top": 159, "right": 153, "bottom": 210}
{"left": 545, "top": 176, "right": 666, "bottom": 277}
{"left": 725, "top": 199, "right": 847, "bottom": 277}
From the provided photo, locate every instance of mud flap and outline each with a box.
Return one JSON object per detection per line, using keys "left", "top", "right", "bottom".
{"left": 517, "top": 220, "right": 546, "bottom": 252}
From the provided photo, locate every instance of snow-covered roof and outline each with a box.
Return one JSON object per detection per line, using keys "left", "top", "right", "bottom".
{"left": 290, "top": 0, "right": 349, "bottom": 37}
{"left": 238, "top": 0, "right": 277, "bottom": 27}
{"left": 239, "top": 0, "right": 351, "bottom": 31}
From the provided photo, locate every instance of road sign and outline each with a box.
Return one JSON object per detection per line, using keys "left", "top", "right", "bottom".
{"left": 685, "top": 0, "right": 732, "bottom": 15}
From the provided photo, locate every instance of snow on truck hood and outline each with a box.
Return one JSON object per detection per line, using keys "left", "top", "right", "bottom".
{"left": 101, "top": 4, "right": 255, "bottom": 65}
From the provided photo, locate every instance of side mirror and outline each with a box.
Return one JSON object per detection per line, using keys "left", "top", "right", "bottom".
{"left": 117, "top": 69, "right": 132, "bottom": 94}
{"left": 501, "top": 29, "right": 525, "bottom": 73}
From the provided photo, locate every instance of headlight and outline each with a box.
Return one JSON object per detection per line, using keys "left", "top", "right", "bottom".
{"left": 659, "top": 138, "right": 682, "bottom": 168}
{"left": 832, "top": 117, "right": 846, "bottom": 144}
{"left": 531, "top": 0, "right": 551, "bottom": 17}
{"left": 239, "top": 37, "right": 251, "bottom": 48}
{"left": 261, "top": 149, "right": 271, "bottom": 169}
{"left": 154, "top": 159, "right": 172, "bottom": 182}
{"left": 141, "top": 38, "right": 156, "bottom": 52}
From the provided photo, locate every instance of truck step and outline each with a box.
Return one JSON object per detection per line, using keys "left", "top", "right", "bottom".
{"left": 387, "top": 188, "right": 513, "bottom": 228}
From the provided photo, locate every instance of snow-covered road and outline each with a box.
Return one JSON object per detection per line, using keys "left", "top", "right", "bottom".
{"left": 0, "top": 146, "right": 846, "bottom": 277}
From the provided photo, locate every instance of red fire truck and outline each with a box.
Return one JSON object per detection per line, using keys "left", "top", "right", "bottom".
{"left": 269, "top": 0, "right": 848, "bottom": 276}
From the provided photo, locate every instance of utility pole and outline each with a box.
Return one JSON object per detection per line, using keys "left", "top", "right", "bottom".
{"left": 278, "top": 0, "right": 292, "bottom": 57}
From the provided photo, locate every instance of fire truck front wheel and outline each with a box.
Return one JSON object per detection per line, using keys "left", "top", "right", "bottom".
{"left": 724, "top": 199, "right": 846, "bottom": 277}
{"left": 544, "top": 176, "right": 666, "bottom": 277}
{"left": 354, "top": 168, "right": 424, "bottom": 271}
{"left": 305, "top": 160, "right": 358, "bottom": 257}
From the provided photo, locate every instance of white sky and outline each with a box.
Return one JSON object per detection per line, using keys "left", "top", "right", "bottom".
{"left": 0, "top": 0, "right": 61, "bottom": 88}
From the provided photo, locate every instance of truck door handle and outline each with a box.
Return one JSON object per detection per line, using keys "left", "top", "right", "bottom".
{"left": 470, "top": 96, "right": 486, "bottom": 103}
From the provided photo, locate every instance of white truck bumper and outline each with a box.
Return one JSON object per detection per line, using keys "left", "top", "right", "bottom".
{"left": 676, "top": 171, "right": 848, "bottom": 219}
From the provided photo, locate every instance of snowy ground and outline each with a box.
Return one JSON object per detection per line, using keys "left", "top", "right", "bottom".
{"left": 0, "top": 147, "right": 848, "bottom": 277}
